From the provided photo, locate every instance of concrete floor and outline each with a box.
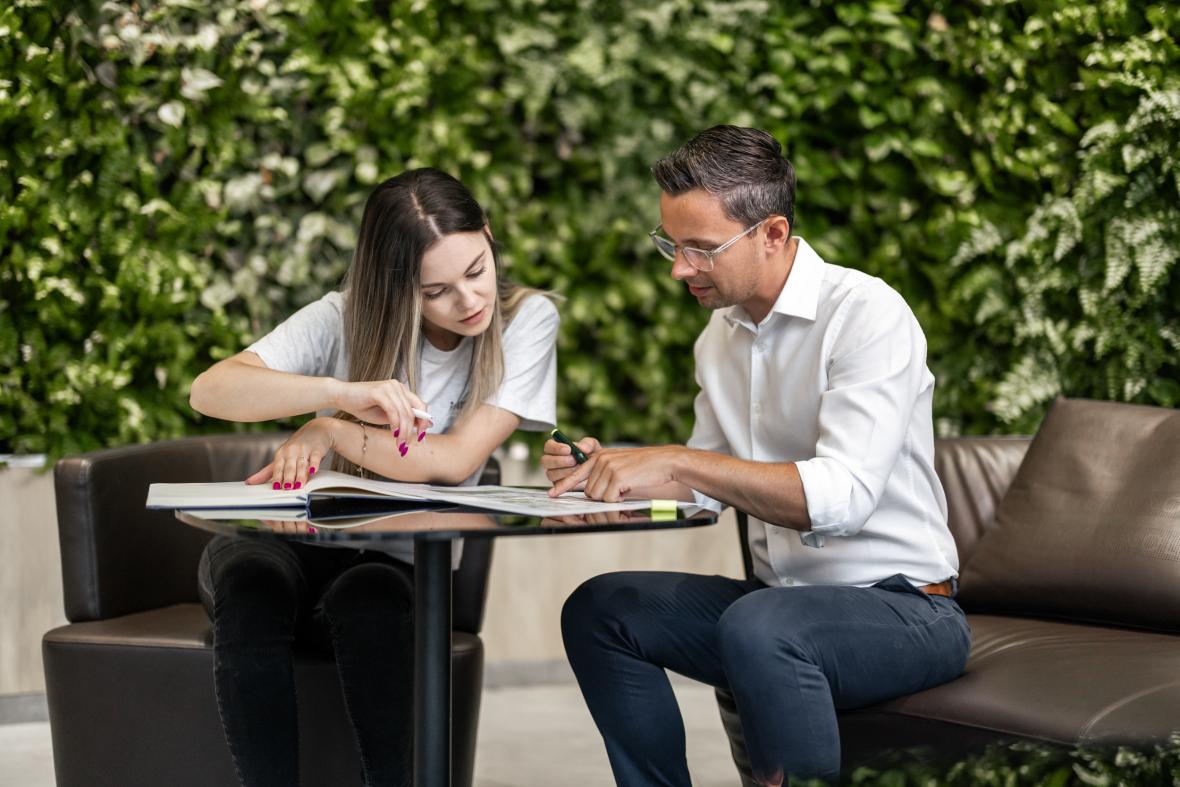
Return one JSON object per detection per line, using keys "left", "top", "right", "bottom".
{"left": 0, "top": 682, "right": 739, "bottom": 787}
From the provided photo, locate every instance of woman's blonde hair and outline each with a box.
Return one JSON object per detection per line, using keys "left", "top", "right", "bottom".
{"left": 333, "top": 168, "right": 545, "bottom": 474}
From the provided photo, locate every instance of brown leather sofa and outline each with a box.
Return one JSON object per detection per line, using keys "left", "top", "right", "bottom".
{"left": 717, "top": 398, "right": 1180, "bottom": 783}
{"left": 43, "top": 433, "right": 494, "bottom": 787}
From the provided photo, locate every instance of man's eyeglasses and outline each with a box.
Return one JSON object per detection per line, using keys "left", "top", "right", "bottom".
{"left": 649, "top": 218, "right": 769, "bottom": 272}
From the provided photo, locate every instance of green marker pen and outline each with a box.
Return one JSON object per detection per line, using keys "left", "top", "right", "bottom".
{"left": 550, "top": 428, "right": 589, "bottom": 464}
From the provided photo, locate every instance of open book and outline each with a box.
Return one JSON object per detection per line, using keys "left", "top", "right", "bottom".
{"left": 146, "top": 469, "right": 663, "bottom": 518}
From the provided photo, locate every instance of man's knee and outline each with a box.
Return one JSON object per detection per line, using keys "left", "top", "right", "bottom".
{"left": 561, "top": 572, "right": 649, "bottom": 649}
{"left": 562, "top": 573, "right": 621, "bottom": 633}
{"left": 717, "top": 591, "right": 817, "bottom": 673}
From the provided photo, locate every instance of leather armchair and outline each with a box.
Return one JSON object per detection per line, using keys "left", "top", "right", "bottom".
{"left": 43, "top": 433, "right": 494, "bottom": 787}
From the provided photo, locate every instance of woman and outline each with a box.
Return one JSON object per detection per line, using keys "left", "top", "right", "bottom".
{"left": 188, "top": 168, "right": 559, "bottom": 787}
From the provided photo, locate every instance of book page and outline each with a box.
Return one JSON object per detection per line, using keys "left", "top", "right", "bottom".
{"left": 303, "top": 469, "right": 433, "bottom": 499}
{"left": 420, "top": 485, "right": 660, "bottom": 517}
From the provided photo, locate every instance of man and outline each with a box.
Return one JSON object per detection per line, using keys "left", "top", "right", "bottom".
{"left": 543, "top": 125, "right": 968, "bottom": 786}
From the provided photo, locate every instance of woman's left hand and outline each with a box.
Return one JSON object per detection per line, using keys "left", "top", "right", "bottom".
{"left": 246, "top": 417, "right": 338, "bottom": 490}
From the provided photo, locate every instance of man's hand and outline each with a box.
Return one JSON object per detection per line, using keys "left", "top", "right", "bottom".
{"left": 540, "top": 434, "right": 602, "bottom": 489}
{"left": 540, "top": 510, "right": 641, "bottom": 527}
{"left": 548, "top": 446, "right": 684, "bottom": 502}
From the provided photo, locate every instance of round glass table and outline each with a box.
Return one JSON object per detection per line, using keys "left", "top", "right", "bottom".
{"left": 176, "top": 502, "right": 717, "bottom": 787}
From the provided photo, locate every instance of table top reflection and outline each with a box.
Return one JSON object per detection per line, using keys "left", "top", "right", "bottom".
{"left": 175, "top": 501, "right": 718, "bottom": 543}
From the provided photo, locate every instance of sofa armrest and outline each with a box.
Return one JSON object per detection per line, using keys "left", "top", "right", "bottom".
{"left": 933, "top": 436, "right": 1031, "bottom": 570}
{"left": 54, "top": 433, "right": 289, "bottom": 623}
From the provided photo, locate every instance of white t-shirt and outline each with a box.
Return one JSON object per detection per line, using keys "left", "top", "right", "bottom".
{"left": 688, "top": 237, "right": 958, "bottom": 589}
{"left": 246, "top": 291, "right": 560, "bottom": 563}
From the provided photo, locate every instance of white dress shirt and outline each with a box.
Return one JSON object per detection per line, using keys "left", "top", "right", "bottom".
{"left": 688, "top": 237, "right": 958, "bottom": 589}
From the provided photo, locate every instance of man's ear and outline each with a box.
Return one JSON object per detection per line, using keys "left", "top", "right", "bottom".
{"left": 764, "top": 216, "right": 791, "bottom": 251}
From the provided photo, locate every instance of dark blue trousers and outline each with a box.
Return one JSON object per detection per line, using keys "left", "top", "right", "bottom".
{"left": 561, "top": 571, "right": 971, "bottom": 786}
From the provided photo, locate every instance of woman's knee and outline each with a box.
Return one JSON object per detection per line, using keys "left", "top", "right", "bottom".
{"left": 205, "top": 541, "right": 305, "bottom": 624}
{"left": 207, "top": 554, "right": 309, "bottom": 646}
{"left": 319, "top": 562, "right": 413, "bottom": 625}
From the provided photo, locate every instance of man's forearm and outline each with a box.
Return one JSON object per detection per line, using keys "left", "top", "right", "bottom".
{"left": 624, "top": 480, "right": 698, "bottom": 502}
{"left": 672, "top": 448, "right": 811, "bottom": 531}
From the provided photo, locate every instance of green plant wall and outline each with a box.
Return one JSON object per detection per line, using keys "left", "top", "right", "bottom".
{"left": 2, "top": 0, "right": 1177, "bottom": 458}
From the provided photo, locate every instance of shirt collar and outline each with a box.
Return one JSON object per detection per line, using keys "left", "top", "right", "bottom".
{"left": 723, "top": 236, "right": 823, "bottom": 332}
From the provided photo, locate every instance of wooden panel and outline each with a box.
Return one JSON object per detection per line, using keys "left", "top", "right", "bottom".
{"left": 0, "top": 467, "right": 66, "bottom": 695}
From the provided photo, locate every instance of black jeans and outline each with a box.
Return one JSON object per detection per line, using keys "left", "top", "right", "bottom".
{"left": 198, "top": 536, "right": 415, "bottom": 787}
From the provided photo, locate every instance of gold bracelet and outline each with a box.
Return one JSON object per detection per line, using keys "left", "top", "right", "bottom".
{"left": 360, "top": 422, "right": 368, "bottom": 478}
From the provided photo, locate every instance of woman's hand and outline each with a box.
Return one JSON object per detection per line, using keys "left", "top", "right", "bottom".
{"left": 246, "top": 417, "right": 339, "bottom": 490}
{"left": 333, "top": 379, "right": 433, "bottom": 442}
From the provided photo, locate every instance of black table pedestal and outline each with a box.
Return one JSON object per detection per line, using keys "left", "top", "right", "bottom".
{"left": 414, "top": 538, "right": 453, "bottom": 787}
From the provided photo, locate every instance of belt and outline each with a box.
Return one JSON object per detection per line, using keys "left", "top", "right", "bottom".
{"left": 919, "top": 580, "right": 954, "bottom": 597}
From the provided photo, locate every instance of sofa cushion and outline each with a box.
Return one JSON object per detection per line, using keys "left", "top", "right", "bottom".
{"left": 957, "top": 398, "right": 1180, "bottom": 631}
{"left": 862, "top": 614, "right": 1180, "bottom": 746}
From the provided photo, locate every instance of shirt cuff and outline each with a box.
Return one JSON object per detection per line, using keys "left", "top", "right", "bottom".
{"left": 799, "top": 530, "right": 826, "bottom": 548}
{"left": 691, "top": 488, "right": 725, "bottom": 514}
{"left": 795, "top": 457, "right": 853, "bottom": 538}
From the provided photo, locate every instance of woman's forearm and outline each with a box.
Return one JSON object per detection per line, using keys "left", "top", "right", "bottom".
{"left": 190, "top": 356, "right": 342, "bottom": 422}
{"left": 325, "top": 403, "right": 522, "bottom": 486}
{"left": 326, "top": 420, "right": 485, "bottom": 485}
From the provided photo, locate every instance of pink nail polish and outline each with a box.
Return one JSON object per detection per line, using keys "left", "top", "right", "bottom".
{"left": 272, "top": 482, "right": 280, "bottom": 490}
{"left": 284, "top": 482, "right": 292, "bottom": 489}
{"left": 399, "top": 443, "right": 408, "bottom": 457}
{"left": 394, "top": 428, "right": 400, "bottom": 438}
{"left": 293, "top": 481, "right": 301, "bottom": 490}
{"left": 307, "top": 526, "right": 317, "bottom": 534}
{"left": 309, "top": 467, "right": 316, "bottom": 475}
{"left": 418, "top": 431, "right": 425, "bottom": 442}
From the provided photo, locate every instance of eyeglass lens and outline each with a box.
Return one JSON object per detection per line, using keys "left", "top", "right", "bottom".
{"left": 653, "top": 237, "right": 712, "bottom": 270}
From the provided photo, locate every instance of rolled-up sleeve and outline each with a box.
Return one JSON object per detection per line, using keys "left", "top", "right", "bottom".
{"left": 795, "top": 282, "right": 927, "bottom": 538}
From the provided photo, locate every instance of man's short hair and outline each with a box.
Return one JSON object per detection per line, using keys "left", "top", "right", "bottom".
{"left": 652, "top": 125, "right": 796, "bottom": 232}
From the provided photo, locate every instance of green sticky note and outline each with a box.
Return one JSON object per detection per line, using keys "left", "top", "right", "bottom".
{"left": 651, "top": 499, "right": 678, "bottom": 521}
